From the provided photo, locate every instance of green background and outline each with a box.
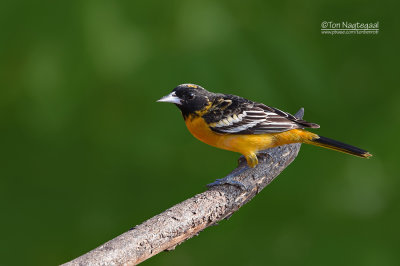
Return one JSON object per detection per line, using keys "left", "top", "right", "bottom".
{"left": 1, "top": 1, "right": 399, "bottom": 265}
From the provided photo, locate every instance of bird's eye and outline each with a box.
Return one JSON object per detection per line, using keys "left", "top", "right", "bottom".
{"left": 187, "top": 93, "right": 195, "bottom": 100}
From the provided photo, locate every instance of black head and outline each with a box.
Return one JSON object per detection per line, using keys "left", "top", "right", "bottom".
{"left": 157, "top": 84, "right": 211, "bottom": 117}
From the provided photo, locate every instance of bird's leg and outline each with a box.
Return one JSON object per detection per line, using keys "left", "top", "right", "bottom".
{"left": 207, "top": 166, "right": 249, "bottom": 190}
{"left": 245, "top": 153, "right": 258, "bottom": 168}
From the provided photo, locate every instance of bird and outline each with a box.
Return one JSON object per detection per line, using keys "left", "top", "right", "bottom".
{"left": 157, "top": 83, "right": 372, "bottom": 168}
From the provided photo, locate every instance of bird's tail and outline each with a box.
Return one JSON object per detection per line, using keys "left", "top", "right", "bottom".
{"left": 305, "top": 135, "right": 372, "bottom": 158}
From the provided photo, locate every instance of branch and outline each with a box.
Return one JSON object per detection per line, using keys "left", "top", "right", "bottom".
{"left": 63, "top": 108, "right": 305, "bottom": 266}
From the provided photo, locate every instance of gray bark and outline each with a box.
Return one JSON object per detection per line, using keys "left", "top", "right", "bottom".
{"left": 62, "top": 109, "right": 305, "bottom": 266}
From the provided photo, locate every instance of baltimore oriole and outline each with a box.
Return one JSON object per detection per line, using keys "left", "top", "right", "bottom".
{"left": 158, "top": 84, "right": 371, "bottom": 168}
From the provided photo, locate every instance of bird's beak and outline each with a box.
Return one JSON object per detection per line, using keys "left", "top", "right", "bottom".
{"left": 157, "top": 92, "right": 182, "bottom": 105}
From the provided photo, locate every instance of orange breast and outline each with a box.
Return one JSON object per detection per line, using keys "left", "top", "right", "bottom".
{"left": 184, "top": 116, "right": 224, "bottom": 148}
{"left": 184, "top": 116, "right": 275, "bottom": 156}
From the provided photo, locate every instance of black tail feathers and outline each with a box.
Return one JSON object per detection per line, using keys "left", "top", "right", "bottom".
{"left": 309, "top": 135, "right": 372, "bottom": 158}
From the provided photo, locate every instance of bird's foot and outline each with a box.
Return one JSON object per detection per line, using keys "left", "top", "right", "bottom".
{"left": 245, "top": 153, "right": 258, "bottom": 168}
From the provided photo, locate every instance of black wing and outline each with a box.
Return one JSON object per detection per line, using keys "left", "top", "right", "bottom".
{"left": 202, "top": 94, "right": 319, "bottom": 134}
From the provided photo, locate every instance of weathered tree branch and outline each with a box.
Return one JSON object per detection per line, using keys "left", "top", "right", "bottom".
{"left": 63, "top": 109, "right": 305, "bottom": 266}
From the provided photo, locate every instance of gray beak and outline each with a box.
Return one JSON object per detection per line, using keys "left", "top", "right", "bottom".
{"left": 157, "top": 92, "right": 182, "bottom": 105}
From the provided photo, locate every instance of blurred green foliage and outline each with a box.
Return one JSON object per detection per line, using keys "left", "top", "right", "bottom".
{"left": 1, "top": 0, "right": 399, "bottom": 265}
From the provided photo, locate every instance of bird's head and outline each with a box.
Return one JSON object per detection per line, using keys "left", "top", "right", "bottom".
{"left": 157, "top": 84, "right": 211, "bottom": 116}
